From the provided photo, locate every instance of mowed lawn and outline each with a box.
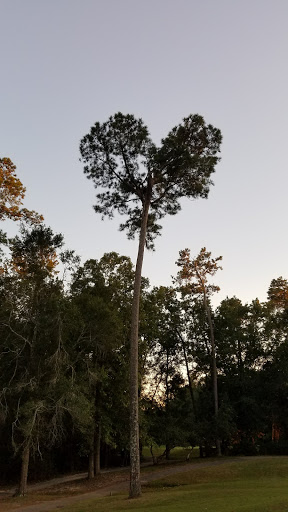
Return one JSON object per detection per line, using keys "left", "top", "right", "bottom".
{"left": 141, "top": 445, "right": 200, "bottom": 460}
{"left": 48, "top": 457, "right": 288, "bottom": 512}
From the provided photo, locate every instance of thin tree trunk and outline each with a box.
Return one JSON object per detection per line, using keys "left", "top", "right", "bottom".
{"left": 129, "top": 195, "right": 151, "bottom": 498}
{"left": 164, "top": 350, "right": 171, "bottom": 462}
{"left": 177, "top": 330, "right": 196, "bottom": 417}
{"left": 93, "top": 385, "right": 101, "bottom": 476}
{"left": 237, "top": 339, "right": 243, "bottom": 381}
{"left": 94, "top": 421, "right": 101, "bottom": 475}
{"left": 18, "top": 444, "right": 30, "bottom": 496}
{"left": 165, "top": 444, "right": 171, "bottom": 460}
{"left": 88, "top": 448, "right": 94, "bottom": 479}
{"left": 204, "top": 293, "right": 222, "bottom": 457}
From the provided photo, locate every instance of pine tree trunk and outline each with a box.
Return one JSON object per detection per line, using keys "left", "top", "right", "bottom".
{"left": 165, "top": 444, "right": 171, "bottom": 460}
{"left": 129, "top": 196, "right": 151, "bottom": 498}
{"left": 88, "top": 448, "right": 94, "bottom": 479}
{"left": 178, "top": 331, "right": 197, "bottom": 418}
{"left": 18, "top": 444, "right": 30, "bottom": 496}
{"left": 204, "top": 295, "right": 222, "bottom": 457}
{"left": 94, "top": 421, "right": 101, "bottom": 475}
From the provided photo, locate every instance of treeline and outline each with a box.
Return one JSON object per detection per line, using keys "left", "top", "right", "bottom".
{"left": 1, "top": 222, "right": 288, "bottom": 493}
{"left": 1, "top": 111, "right": 288, "bottom": 498}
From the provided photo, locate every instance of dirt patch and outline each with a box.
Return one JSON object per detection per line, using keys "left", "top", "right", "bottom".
{"left": 36, "top": 470, "right": 130, "bottom": 496}
{"left": 0, "top": 470, "right": 130, "bottom": 512}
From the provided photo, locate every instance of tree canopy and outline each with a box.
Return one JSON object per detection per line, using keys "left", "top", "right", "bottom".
{"left": 0, "top": 158, "right": 43, "bottom": 224}
{"left": 80, "top": 112, "right": 222, "bottom": 247}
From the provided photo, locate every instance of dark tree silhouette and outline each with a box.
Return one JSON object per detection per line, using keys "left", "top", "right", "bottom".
{"left": 80, "top": 112, "right": 222, "bottom": 497}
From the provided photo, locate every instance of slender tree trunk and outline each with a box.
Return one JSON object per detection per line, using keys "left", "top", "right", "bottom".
{"left": 204, "top": 293, "right": 222, "bottom": 457}
{"left": 237, "top": 340, "right": 243, "bottom": 382}
{"left": 165, "top": 444, "right": 171, "bottom": 460}
{"left": 94, "top": 421, "right": 101, "bottom": 475}
{"left": 164, "top": 350, "right": 171, "bottom": 462}
{"left": 103, "top": 444, "right": 109, "bottom": 469}
{"left": 88, "top": 448, "right": 94, "bottom": 479}
{"left": 18, "top": 444, "right": 30, "bottom": 496}
{"left": 177, "top": 330, "right": 196, "bottom": 417}
{"left": 92, "top": 385, "right": 101, "bottom": 476}
{"left": 129, "top": 195, "right": 151, "bottom": 498}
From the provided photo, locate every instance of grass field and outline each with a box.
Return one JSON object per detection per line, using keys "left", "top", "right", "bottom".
{"left": 141, "top": 444, "right": 200, "bottom": 460}
{"left": 45, "top": 457, "right": 288, "bottom": 512}
{"left": 2, "top": 456, "right": 288, "bottom": 512}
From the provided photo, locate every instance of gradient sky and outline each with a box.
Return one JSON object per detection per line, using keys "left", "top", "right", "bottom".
{"left": 1, "top": 0, "right": 288, "bottom": 306}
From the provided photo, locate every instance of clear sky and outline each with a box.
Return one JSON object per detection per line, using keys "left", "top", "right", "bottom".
{"left": 1, "top": 0, "right": 288, "bottom": 306}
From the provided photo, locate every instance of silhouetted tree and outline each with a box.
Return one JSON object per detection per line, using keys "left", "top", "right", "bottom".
{"left": 80, "top": 112, "right": 222, "bottom": 496}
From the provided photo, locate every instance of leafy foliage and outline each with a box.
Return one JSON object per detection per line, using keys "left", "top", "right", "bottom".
{"left": 0, "top": 158, "right": 43, "bottom": 224}
{"left": 80, "top": 113, "right": 222, "bottom": 248}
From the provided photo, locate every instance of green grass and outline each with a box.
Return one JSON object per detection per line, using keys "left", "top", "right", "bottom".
{"left": 142, "top": 444, "right": 199, "bottom": 460}
{"left": 48, "top": 457, "right": 288, "bottom": 512}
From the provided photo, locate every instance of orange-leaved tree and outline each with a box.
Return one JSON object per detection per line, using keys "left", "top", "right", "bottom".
{"left": 0, "top": 158, "right": 43, "bottom": 224}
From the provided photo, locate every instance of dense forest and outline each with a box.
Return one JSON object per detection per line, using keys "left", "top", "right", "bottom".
{"left": 1, "top": 117, "right": 288, "bottom": 497}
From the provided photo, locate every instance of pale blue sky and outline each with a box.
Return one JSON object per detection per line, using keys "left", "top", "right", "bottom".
{"left": 1, "top": 0, "right": 288, "bottom": 305}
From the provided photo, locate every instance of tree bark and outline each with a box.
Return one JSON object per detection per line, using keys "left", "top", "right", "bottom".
{"left": 94, "top": 421, "right": 101, "bottom": 475}
{"left": 177, "top": 330, "right": 197, "bottom": 418}
{"left": 204, "top": 293, "right": 222, "bottom": 457}
{"left": 129, "top": 195, "right": 151, "bottom": 498}
{"left": 88, "top": 448, "right": 94, "bottom": 479}
{"left": 165, "top": 444, "right": 171, "bottom": 460}
{"left": 18, "top": 444, "right": 30, "bottom": 496}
